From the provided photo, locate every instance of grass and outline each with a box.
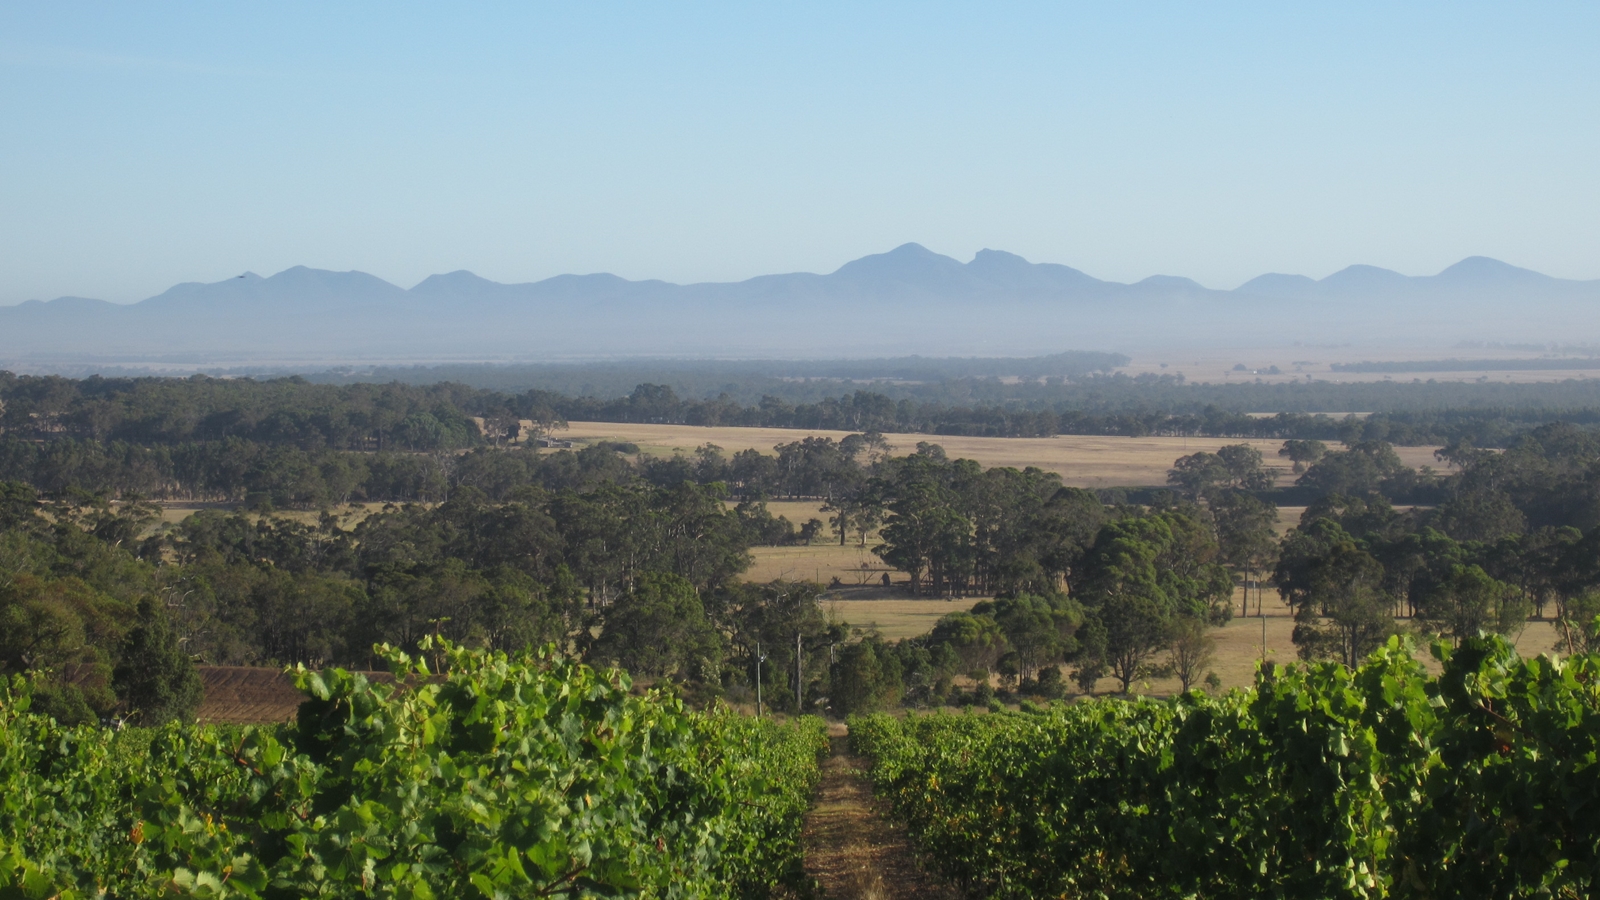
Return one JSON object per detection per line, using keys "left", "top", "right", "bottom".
{"left": 1084, "top": 589, "right": 1566, "bottom": 697}
{"left": 567, "top": 421, "right": 1440, "bottom": 488}
{"left": 826, "top": 597, "right": 977, "bottom": 641}
{"left": 805, "top": 571, "right": 1569, "bottom": 695}
{"left": 154, "top": 501, "right": 396, "bottom": 529}
{"left": 747, "top": 544, "right": 892, "bottom": 585}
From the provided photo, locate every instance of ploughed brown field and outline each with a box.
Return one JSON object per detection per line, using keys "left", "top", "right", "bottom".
{"left": 195, "top": 667, "right": 303, "bottom": 724}
{"left": 564, "top": 421, "right": 1442, "bottom": 489}
{"left": 194, "top": 666, "right": 435, "bottom": 725}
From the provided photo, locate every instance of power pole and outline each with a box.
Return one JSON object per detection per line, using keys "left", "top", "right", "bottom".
{"left": 756, "top": 642, "right": 765, "bottom": 717}
{"left": 795, "top": 631, "right": 803, "bottom": 713}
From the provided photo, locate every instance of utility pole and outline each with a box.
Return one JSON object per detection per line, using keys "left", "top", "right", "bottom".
{"left": 756, "top": 642, "right": 765, "bottom": 717}
{"left": 796, "top": 631, "right": 803, "bottom": 713}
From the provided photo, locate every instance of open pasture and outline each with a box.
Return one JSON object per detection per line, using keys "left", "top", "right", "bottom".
{"left": 153, "top": 501, "right": 395, "bottom": 529}
{"left": 813, "top": 582, "right": 1567, "bottom": 695}
{"left": 825, "top": 596, "right": 975, "bottom": 641}
{"left": 746, "top": 543, "right": 892, "bottom": 585}
{"left": 566, "top": 421, "right": 1440, "bottom": 488}
{"left": 1123, "top": 589, "right": 1564, "bottom": 696}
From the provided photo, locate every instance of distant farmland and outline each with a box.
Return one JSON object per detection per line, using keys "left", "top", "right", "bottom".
{"left": 564, "top": 421, "right": 1441, "bottom": 488}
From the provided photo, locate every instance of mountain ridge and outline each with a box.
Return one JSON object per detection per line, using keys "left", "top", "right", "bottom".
{"left": 11, "top": 243, "right": 1598, "bottom": 310}
{"left": 3, "top": 245, "right": 1598, "bottom": 362}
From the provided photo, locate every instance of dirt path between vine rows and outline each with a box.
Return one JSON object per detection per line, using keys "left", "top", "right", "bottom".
{"left": 800, "top": 726, "right": 961, "bottom": 900}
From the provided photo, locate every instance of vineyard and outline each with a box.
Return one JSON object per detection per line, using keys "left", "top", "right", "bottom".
{"left": 0, "top": 641, "right": 827, "bottom": 899}
{"left": 851, "top": 635, "right": 1600, "bottom": 899}
{"left": 10, "top": 640, "right": 1600, "bottom": 899}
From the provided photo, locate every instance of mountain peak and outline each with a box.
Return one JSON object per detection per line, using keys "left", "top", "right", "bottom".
{"left": 411, "top": 269, "right": 496, "bottom": 289}
{"left": 1234, "top": 272, "right": 1318, "bottom": 299}
{"left": 829, "top": 243, "right": 967, "bottom": 283}
{"left": 969, "top": 248, "right": 1031, "bottom": 268}
{"left": 1136, "top": 274, "right": 1206, "bottom": 290}
{"left": 887, "top": 241, "right": 935, "bottom": 256}
{"left": 1319, "top": 264, "right": 1410, "bottom": 292}
{"left": 1434, "top": 256, "right": 1548, "bottom": 284}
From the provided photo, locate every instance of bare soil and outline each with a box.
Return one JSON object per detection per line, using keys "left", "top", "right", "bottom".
{"left": 195, "top": 666, "right": 303, "bottom": 724}
{"left": 801, "top": 726, "right": 960, "bottom": 900}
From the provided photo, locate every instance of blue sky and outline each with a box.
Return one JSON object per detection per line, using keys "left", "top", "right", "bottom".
{"left": 2, "top": 2, "right": 1596, "bottom": 304}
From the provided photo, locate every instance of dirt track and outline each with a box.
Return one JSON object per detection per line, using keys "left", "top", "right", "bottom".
{"left": 801, "top": 727, "right": 960, "bottom": 899}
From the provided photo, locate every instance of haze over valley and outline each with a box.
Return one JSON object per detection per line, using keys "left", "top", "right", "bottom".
{"left": 5, "top": 244, "right": 1598, "bottom": 369}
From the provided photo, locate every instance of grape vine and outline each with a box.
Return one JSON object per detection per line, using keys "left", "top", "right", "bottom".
{"left": 0, "top": 641, "right": 826, "bottom": 899}
{"left": 851, "top": 635, "right": 1600, "bottom": 899}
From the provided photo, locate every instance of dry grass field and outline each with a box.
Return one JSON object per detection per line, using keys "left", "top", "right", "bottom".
{"left": 746, "top": 544, "right": 894, "bottom": 585}
{"left": 153, "top": 501, "right": 399, "bottom": 531}
{"left": 824, "top": 596, "right": 974, "bottom": 641}
{"left": 748, "top": 500, "right": 833, "bottom": 530}
{"left": 1157, "top": 591, "right": 1565, "bottom": 697}
{"left": 566, "top": 421, "right": 1440, "bottom": 489}
{"left": 837, "top": 585, "right": 1571, "bottom": 697}
{"left": 819, "top": 590, "right": 1297, "bottom": 691}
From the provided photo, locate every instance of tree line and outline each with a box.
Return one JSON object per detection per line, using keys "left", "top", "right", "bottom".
{"left": 1, "top": 429, "right": 1231, "bottom": 725}
{"left": 821, "top": 425, "right": 1600, "bottom": 714}
{"left": 316, "top": 357, "right": 1600, "bottom": 418}
{"left": 1271, "top": 422, "right": 1600, "bottom": 669}
{"left": 9, "top": 370, "right": 1600, "bottom": 455}
{"left": 12, "top": 394, "right": 1600, "bottom": 729}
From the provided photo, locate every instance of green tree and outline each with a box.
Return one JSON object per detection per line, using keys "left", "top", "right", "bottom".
{"left": 981, "top": 593, "right": 1081, "bottom": 681}
{"left": 1095, "top": 591, "right": 1171, "bottom": 693}
{"left": 1417, "top": 564, "right": 1529, "bottom": 643}
{"left": 1211, "top": 489, "right": 1279, "bottom": 616}
{"left": 830, "top": 637, "right": 903, "bottom": 714}
{"left": 1556, "top": 589, "right": 1600, "bottom": 655}
{"left": 1278, "top": 439, "right": 1327, "bottom": 473}
{"left": 1432, "top": 488, "right": 1527, "bottom": 543}
{"left": 1167, "top": 452, "right": 1230, "bottom": 498}
{"left": 1073, "top": 511, "right": 1233, "bottom": 692}
{"left": 719, "top": 579, "right": 834, "bottom": 713}
{"left": 1289, "top": 540, "right": 1397, "bottom": 668}
{"left": 1216, "top": 444, "right": 1274, "bottom": 491}
{"left": 1297, "top": 440, "right": 1410, "bottom": 498}
{"left": 0, "top": 480, "right": 43, "bottom": 531}
{"left": 1164, "top": 615, "right": 1216, "bottom": 692}
{"left": 589, "top": 572, "right": 723, "bottom": 681}
{"left": 112, "top": 598, "right": 202, "bottom": 726}
{"left": 1169, "top": 445, "right": 1271, "bottom": 498}
{"left": 873, "top": 452, "right": 978, "bottom": 596}
{"left": 0, "top": 574, "right": 125, "bottom": 720}
{"left": 928, "top": 609, "right": 1007, "bottom": 674}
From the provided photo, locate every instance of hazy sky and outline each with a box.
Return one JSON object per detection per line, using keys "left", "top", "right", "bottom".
{"left": 2, "top": 2, "right": 1596, "bottom": 304}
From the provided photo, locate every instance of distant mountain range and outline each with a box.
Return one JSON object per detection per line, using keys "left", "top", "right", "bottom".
{"left": 3, "top": 244, "right": 1597, "bottom": 366}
